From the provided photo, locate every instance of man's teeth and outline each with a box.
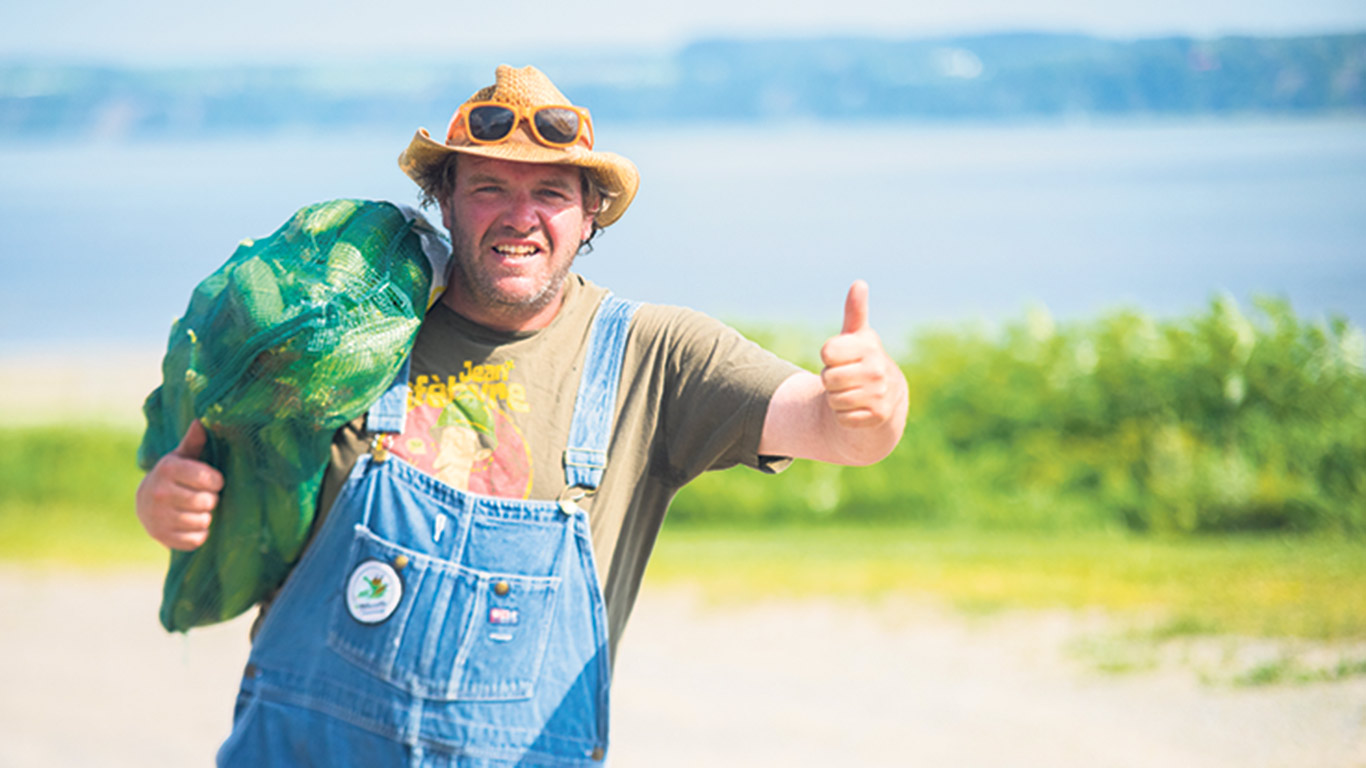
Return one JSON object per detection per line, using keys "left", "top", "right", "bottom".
{"left": 494, "top": 245, "right": 538, "bottom": 256}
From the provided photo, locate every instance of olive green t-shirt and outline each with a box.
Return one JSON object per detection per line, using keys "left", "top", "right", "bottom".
{"left": 314, "top": 274, "right": 800, "bottom": 660}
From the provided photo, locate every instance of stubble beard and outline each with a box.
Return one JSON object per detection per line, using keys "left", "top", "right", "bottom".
{"left": 446, "top": 234, "right": 576, "bottom": 323}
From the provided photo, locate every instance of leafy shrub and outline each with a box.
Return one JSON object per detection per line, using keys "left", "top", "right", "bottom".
{"left": 672, "top": 297, "right": 1366, "bottom": 535}
{"left": 5, "top": 297, "right": 1363, "bottom": 541}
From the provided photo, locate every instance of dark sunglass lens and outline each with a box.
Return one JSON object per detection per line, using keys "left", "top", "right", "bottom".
{"left": 533, "top": 108, "right": 581, "bottom": 145}
{"left": 468, "top": 106, "right": 516, "bottom": 141}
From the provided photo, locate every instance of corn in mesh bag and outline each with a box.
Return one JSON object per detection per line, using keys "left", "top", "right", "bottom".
{"left": 139, "top": 199, "right": 447, "bottom": 633}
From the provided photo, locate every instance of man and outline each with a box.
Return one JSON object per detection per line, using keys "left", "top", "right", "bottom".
{"left": 137, "top": 65, "right": 907, "bottom": 766}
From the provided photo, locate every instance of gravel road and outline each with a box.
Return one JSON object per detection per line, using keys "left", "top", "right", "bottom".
{"left": 0, "top": 567, "right": 1362, "bottom": 767}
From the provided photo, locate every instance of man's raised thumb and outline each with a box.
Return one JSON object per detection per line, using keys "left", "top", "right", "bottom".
{"left": 174, "top": 419, "right": 208, "bottom": 459}
{"left": 842, "top": 280, "right": 871, "bottom": 335}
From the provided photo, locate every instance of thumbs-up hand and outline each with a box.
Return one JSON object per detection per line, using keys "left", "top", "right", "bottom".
{"left": 819, "top": 280, "right": 906, "bottom": 431}
{"left": 135, "top": 419, "right": 224, "bottom": 551}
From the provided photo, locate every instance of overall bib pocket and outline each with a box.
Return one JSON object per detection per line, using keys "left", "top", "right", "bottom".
{"left": 327, "top": 525, "right": 561, "bottom": 701}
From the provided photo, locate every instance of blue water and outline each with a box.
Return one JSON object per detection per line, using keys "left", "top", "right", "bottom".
{"left": 1, "top": 118, "right": 1363, "bottom": 354}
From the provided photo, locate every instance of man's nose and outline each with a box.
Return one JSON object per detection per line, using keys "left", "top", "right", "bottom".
{"left": 499, "top": 191, "right": 540, "bottom": 232}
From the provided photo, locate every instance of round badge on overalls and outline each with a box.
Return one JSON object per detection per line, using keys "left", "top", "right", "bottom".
{"left": 346, "top": 560, "right": 402, "bottom": 624}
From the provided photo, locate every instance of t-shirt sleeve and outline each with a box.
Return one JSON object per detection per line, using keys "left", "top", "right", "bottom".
{"left": 627, "top": 305, "right": 803, "bottom": 488}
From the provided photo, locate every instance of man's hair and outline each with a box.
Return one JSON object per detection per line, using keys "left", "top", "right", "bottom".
{"left": 414, "top": 153, "right": 607, "bottom": 254}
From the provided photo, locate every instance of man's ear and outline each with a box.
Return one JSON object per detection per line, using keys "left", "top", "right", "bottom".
{"left": 439, "top": 198, "right": 454, "bottom": 233}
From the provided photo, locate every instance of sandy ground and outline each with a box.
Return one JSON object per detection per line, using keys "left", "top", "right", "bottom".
{"left": 0, "top": 347, "right": 163, "bottom": 428}
{"left": 0, "top": 567, "right": 1362, "bottom": 768}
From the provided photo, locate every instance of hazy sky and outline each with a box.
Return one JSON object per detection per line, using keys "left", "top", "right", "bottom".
{"left": 4, "top": 0, "right": 1366, "bottom": 63}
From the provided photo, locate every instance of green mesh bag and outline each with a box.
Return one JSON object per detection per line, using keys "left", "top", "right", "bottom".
{"left": 138, "top": 199, "right": 448, "bottom": 633}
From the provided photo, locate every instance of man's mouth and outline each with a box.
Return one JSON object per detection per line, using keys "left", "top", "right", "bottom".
{"left": 493, "top": 244, "right": 540, "bottom": 259}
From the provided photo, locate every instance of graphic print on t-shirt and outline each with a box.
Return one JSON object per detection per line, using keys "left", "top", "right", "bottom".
{"left": 391, "top": 362, "right": 534, "bottom": 499}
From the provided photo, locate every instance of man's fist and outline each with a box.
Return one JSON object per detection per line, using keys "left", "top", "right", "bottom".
{"left": 135, "top": 420, "right": 223, "bottom": 551}
{"left": 818, "top": 280, "right": 903, "bottom": 430}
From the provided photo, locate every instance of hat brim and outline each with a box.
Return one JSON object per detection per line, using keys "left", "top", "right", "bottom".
{"left": 399, "top": 128, "right": 639, "bottom": 228}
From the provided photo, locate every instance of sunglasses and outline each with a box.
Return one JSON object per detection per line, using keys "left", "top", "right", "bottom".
{"left": 452, "top": 102, "right": 595, "bottom": 149}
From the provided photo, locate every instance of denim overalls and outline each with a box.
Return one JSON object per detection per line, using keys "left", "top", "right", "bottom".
{"left": 218, "top": 295, "right": 639, "bottom": 767}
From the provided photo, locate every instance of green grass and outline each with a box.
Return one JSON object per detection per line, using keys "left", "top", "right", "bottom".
{"left": 1230, "top": 656, "right": 1366, "bottom": 686}
{"left": 0, "top": 424, "right": 164, "bottom": 567}
{"left": 0, "top": 502, "right": 166, "bottom": 568}
{"left": 5, "top": 421, "right": 1364, "bottom": 683}
{"left": 3, "top": 422, "right": 1364, "bottom": 645}
{"left": 645, "top": 525, "right": 1366, "bottom": 642}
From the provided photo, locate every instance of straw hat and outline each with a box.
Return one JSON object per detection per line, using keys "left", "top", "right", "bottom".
{"left": 399, "top": 65, "right": 639, "bottom": 228}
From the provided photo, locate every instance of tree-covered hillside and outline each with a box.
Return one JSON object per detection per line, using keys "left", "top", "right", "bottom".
{"left": 2, "top": 33, "right": 1363, "bottom": 139}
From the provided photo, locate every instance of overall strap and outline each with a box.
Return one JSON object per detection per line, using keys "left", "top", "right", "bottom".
{"left": 563, "top": 294, "right": 640, "bottom": 491}
{"left": 366, "top": 355, "right": 412, "bottom": 435}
